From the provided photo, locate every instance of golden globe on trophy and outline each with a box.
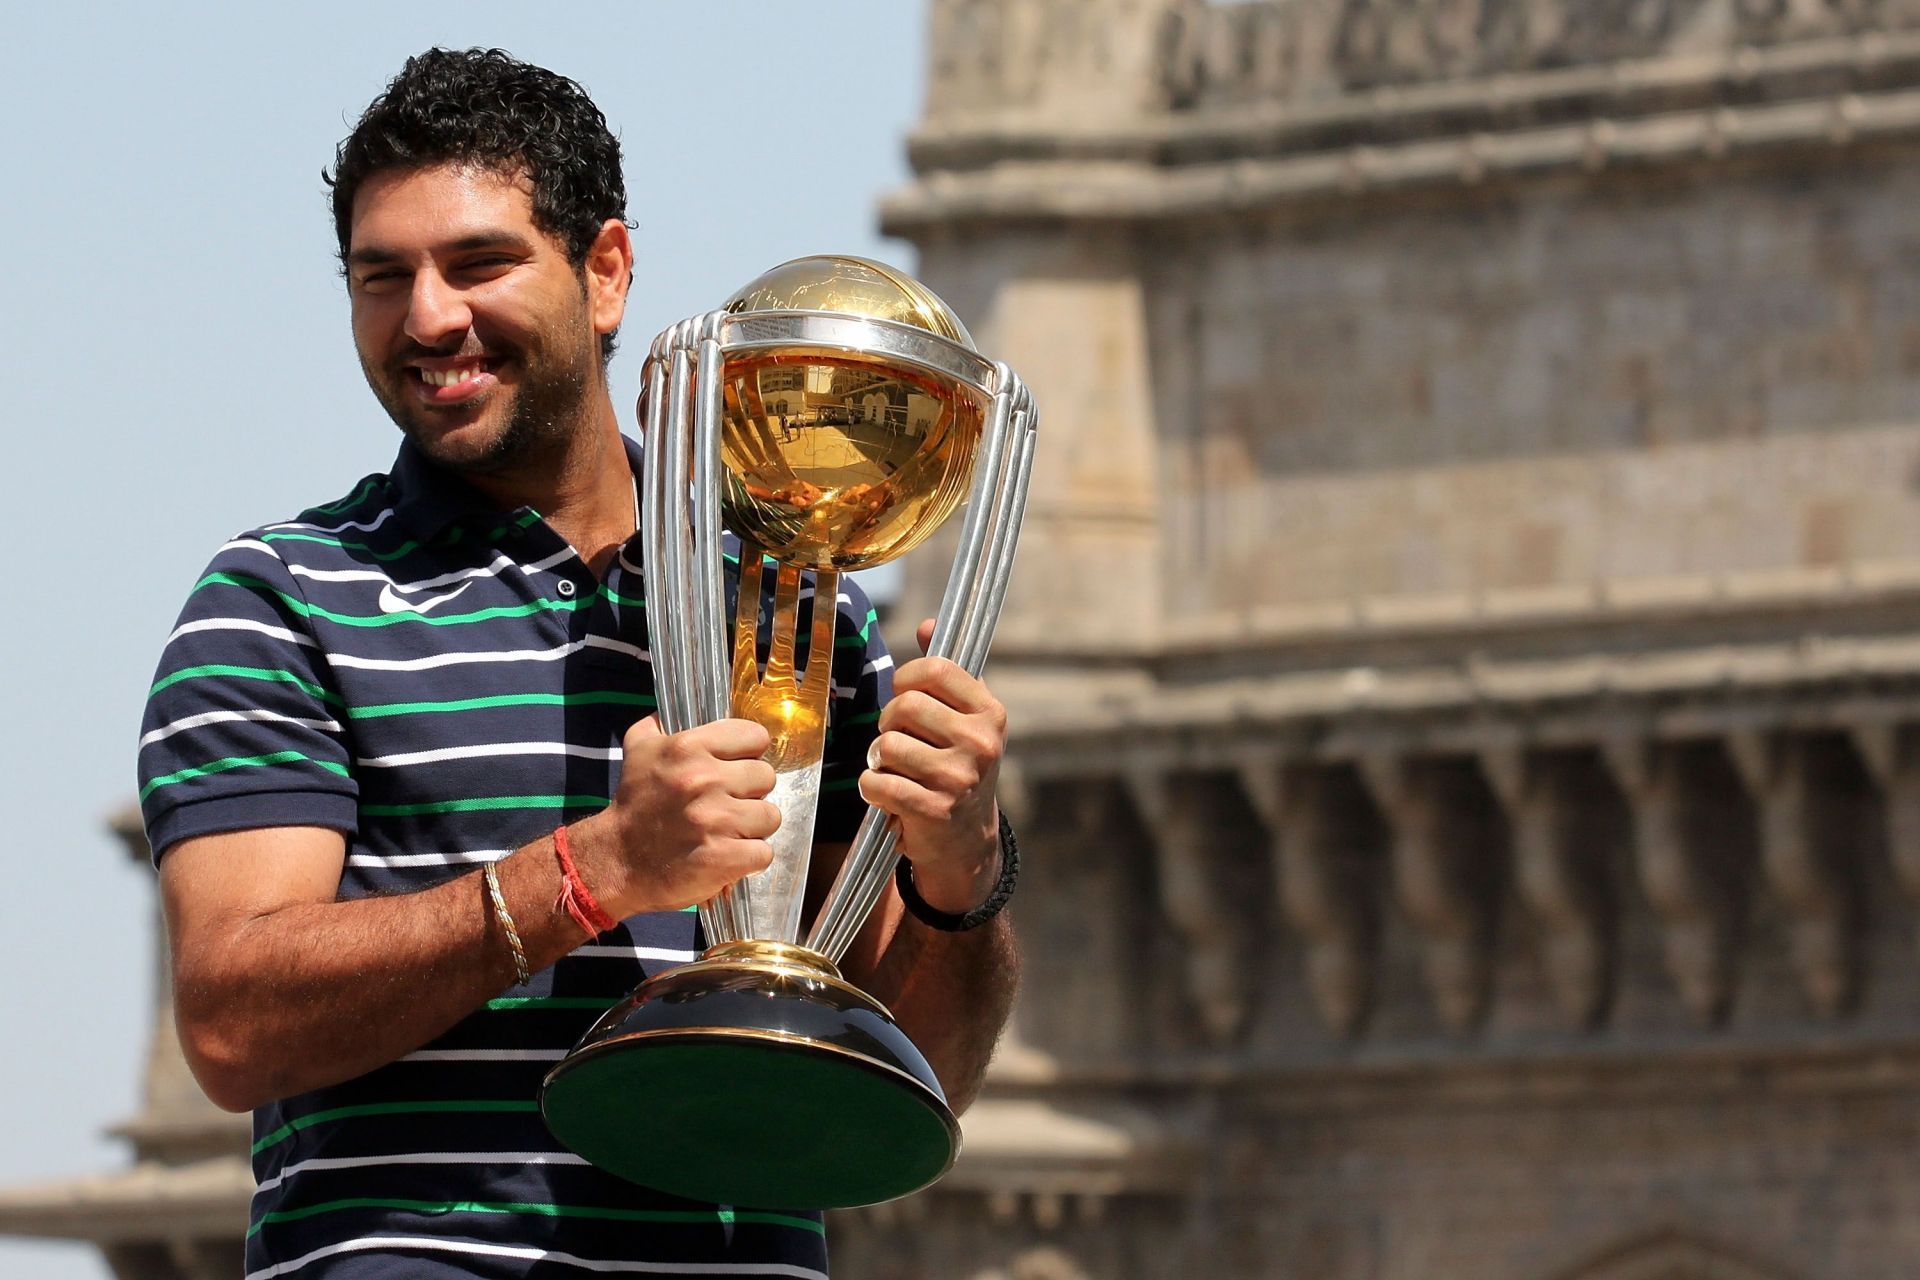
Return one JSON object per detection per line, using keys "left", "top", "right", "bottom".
{"left": 539, "top": 256, "right": 1038, "bottom": 1210}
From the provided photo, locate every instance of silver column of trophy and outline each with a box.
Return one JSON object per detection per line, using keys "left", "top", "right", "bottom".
{"left": 541, "top": 255, "right": 1037, "bottom": 1211}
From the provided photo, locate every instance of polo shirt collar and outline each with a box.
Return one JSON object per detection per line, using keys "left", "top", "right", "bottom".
{"left": 386, "top": 435, "right": 649, "bottom": 542}
{"left": 388, "top": 440, "right": 501, "bottom": 542}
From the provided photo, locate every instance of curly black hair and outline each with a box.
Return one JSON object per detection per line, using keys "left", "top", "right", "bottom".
{"left": 326, "top": 48, "right": 631, "bottom": 360}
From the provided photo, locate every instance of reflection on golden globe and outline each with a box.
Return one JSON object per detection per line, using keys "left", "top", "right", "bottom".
{"left": 718, "top": 256, "right": 987, "bottom": 570}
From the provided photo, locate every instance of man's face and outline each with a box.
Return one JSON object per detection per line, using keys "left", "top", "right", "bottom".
{"left": 345, "top": 163, "right": 601, "bottom": 474}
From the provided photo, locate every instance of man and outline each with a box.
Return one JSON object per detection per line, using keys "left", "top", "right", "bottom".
{"left": 140, "top": 48, "right": 1018, "bottom": 1279}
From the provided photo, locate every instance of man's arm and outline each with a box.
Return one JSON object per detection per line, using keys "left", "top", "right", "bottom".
{"left": 163, "top": 716, "right": 780, "bottom": 1112}
{"left": 827, "top": 618, "right": 1022, "bottom": 1114}
{"left": 853, "top": 889, "right": 1018, "bottom": 1116}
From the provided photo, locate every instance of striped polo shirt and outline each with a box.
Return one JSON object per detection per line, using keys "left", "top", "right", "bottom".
{"left": 138, "top": 436, "right": 890, "bottom": 1280}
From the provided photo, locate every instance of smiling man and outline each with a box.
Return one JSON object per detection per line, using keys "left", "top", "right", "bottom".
{"left": 138, "top": 48, "right": 1019, "bottom": 1280}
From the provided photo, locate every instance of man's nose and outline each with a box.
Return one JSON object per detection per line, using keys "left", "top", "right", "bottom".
{"left": 404, "top": 271, "right": 472, "bottom": 348}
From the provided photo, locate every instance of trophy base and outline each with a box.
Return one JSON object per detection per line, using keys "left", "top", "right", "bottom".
{"left": 539, "top": 940, "right": 960, "bottom": 1210}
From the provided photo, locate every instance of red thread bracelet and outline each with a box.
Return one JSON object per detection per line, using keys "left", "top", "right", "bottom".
{"left": 553, "top": 825, "right": 617, "bottom": 938}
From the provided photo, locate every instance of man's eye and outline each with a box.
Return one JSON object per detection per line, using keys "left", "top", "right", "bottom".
{"left": 356, "top": 270, "right": 406, "bottom": 290}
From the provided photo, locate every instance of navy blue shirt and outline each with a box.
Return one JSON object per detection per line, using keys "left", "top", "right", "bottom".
{"left": 139, "top": 437, "right": 890, "bottom": 1279}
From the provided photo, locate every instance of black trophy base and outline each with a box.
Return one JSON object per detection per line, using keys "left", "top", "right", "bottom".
{"left": 539, "top": 940, "right": 960, "bottom": 1210}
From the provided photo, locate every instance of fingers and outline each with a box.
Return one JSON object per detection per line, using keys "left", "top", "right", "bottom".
{"left": 865, "top": 726, "right": 985, "bottom": 796}
{"left": 878, "top": 686, "right": 1005, "bottom": 755}
{"left": 602, "top": 713, "right": 793, "bottom": 914}
{"left": 621, "top": 714, "right": 769, "bottom": 759}
{"left": 683, "top": 788, "right": 781, "bottom": 838}
{"left": 891, "top": 654, "right": 1003, "bottom": 719}
{"left": 860, "top": 768, "right": 966, "bottom": 825}
{"left": 678, "top": 717, "right": 773, "bottom": 760}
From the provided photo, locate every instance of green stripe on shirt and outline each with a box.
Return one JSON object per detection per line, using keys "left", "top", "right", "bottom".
{"left": 359, "top": 794, "right": 610, "bottom": 817}
{"left": 139, "top": 751, "right": 349, "bottom": 801}
{"left": 349, "top": 691, "right": 654, "bottom": 720}
{"left": 483, "top": 996, "right": 623, "bottom": 1011}
{"left": 150, "top": 664, "right": 344, "bottom": 704}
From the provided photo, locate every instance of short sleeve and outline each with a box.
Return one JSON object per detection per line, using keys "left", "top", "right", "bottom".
{"left": 138, "top": 535, "right": 359, "bottom": 862}
{"left": 816, "top": 574, "right": 891, "bottom": 844}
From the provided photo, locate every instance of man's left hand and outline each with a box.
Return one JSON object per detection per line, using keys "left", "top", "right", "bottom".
{"left": 858, "top": 618, "right": 1005, "bottom": 915}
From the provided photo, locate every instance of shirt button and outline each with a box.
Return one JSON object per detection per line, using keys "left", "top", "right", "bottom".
{"left": 557, "top": 579, "right": 578, "bottom": 598}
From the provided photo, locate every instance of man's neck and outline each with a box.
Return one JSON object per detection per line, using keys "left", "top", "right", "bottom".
{"left": 466, "top": 399, "right": 635, "bottom": 576}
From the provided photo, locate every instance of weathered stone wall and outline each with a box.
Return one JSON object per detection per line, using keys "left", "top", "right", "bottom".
{"left": 1148, "top": 152, "right": 1920, "bottom": 616}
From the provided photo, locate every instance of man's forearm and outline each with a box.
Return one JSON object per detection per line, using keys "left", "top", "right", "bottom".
{"left": 167, "top": 828, "right": 593, "bottom": 1112}
{"left": 863, "top": 911, "right": 1019, "bottom": 1115}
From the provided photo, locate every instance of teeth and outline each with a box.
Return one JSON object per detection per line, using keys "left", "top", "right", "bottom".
{"left": 422, "top": 366, "right": 483, "bottom": 388}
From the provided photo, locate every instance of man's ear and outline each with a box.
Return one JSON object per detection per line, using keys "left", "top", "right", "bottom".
{"left": 584, "top": 217, "right": 634, "bottom": 337}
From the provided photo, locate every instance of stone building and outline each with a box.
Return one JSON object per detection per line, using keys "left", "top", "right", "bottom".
{"left": 844, "top": 1, "right": 1920, "bottom": 1277}
{"left": 11, "top": 1, "right": 1920, "bottom": 1277}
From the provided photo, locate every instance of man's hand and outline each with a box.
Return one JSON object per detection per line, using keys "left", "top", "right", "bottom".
{"left": 569, "top": 715, "right": 780, "bottom": 917}
{"left": 858, "top": 618, "right": 1006, "bottom": 914}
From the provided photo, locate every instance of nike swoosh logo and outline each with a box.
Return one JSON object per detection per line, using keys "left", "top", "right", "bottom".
{"left": 378, "top": 581, "right": 475, "bottom": 615}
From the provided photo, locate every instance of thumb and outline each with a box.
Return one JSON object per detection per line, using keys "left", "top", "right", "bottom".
{"left": 628, "top": 713, "right": 663, "bottom": 742}
{"left": 916, "top": 617, "right": 936, "bottom": 656}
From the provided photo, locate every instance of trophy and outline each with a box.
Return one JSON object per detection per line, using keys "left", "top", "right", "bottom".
{"left": 539, "top": 256, "right": 1037, "bottom": 1210}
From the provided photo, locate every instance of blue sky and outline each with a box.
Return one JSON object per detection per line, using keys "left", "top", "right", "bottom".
{"left": 0, "top": 5, "right": 924, "bottom": 1275}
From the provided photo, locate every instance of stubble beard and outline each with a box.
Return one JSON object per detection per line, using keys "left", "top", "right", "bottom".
{"left": 448, "top": 357, "right": 591, "bottom": 479}
{"left": 366, "top": 317, "right": 601, "bottom": 480}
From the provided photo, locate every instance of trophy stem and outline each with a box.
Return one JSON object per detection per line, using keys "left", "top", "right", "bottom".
{"left": 712, "top": 556, "right": 841, "bottom": 942}
{"left": 748, "top": 759, "right": 822, "bottom": 940}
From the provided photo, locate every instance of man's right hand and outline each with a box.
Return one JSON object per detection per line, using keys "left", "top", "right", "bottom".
{"left": 567, "top": 715, "right": 780, "bottom": 917}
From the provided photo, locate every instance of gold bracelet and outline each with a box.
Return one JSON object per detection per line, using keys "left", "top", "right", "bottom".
{"left": 483, "top": 862, "right": 531, "bottom": 985}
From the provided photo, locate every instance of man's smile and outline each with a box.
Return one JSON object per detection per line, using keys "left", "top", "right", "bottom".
{"left": 406, "top": 357, "right": 504, "bottom": 405}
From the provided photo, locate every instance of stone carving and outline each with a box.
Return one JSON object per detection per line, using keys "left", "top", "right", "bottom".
{"left": 1332, "top": 0, "right": 1500, "bottom": 89}
{"left": 1144, "top": 0, "right": 1920, "bottom": 112}
{"left": 1481, "top": 747, "right": 1620, "bottom": 1029}
{"left": 1724, "top": 732, "right": 1866, "bottom": 1017}
{"left": 1600, "top": 739, "right": 1750, "bottom": 1025}
{"left": 1239, "top": 760, "right": 1381, "bottom": 1037}
{"left": 924, "top": 0, "right": 1920, "bottom": 124}
{"left": 1358, "top": 754, "right": 1506, "bottom": 1035}
{"left": 1850, "top": 724, "right": 1920, "bottom": 953}
{"left": 1124, "top": 770, "right": 1266, "bottom": 1045}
